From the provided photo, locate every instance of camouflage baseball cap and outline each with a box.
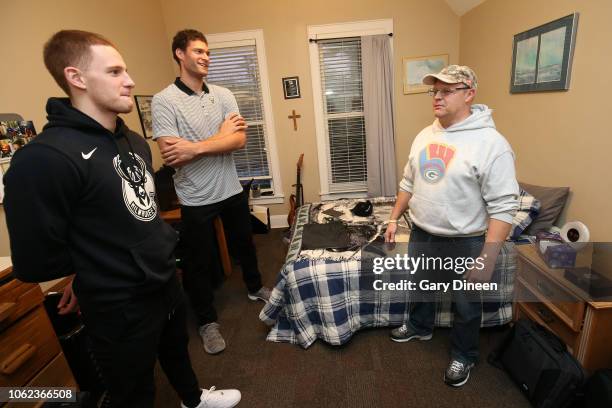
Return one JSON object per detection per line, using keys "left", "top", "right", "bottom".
{"left": 422, "top": 65, "right": 478, "bottom": 89}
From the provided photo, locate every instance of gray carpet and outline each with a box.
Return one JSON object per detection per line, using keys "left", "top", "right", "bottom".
{"left": 154, "top": 229, "right": 530, "bottom": 408}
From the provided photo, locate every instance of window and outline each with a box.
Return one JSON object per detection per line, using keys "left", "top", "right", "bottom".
{"left": 318, "top": 37, "right": 367, "bottom": 192}
{"left": 308, "top": 19, "right": 393, "bottom": 199}
{"left": 206, "top": 30, "right": 283, "bottom": 203}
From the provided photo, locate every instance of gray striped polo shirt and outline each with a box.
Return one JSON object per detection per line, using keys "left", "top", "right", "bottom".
{"left": 152, "top": 78, "right": 243, "bottom": 206}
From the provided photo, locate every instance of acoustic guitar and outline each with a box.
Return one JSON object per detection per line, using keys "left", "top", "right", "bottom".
{"left": 287, "top": 154, "right": 304, "bottom": 226}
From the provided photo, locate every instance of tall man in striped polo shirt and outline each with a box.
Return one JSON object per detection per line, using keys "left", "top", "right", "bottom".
{"left": 152, "top": 29, "right": 271, "bottom": 355}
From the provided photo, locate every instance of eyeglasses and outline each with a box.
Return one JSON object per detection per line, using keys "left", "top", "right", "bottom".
{"left": 427, "top": 87, "right": 471, "bottom": 97}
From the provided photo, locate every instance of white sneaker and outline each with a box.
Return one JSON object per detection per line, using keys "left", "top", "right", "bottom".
{"left": 199, "top": 323, "right": 226, "bottom": 354}
{"left": 247, "top": 286, "right": 271, "bottom": 302}
{"left": 181, "top": 387, "right": 241, "bottom": 408}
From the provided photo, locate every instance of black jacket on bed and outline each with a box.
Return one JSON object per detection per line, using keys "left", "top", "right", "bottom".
{"left": 4, "top": 97, "right": 177, "bottom": 306}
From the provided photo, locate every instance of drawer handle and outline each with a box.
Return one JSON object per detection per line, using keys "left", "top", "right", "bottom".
{"left": 0, "top": 302, "right": 17, "bottom": 323}
{"left": 536, "top": 305, "right": 555, "bottom": 325}
{"left": 0, "top": 343, "right": 37, "bottom": 375}
{"left": 536, "top": 280, "right": 554, "bottom": 298}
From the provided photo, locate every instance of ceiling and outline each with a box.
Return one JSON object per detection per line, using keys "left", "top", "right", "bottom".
{"left": 444, "top": 0, "right": 487, "bottom": 16}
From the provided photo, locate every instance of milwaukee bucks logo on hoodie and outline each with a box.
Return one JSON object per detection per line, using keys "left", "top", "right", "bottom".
{"left": 113, "top": 153, "right": 157, "bottom": 221}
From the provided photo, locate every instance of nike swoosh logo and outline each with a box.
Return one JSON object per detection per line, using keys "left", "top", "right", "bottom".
{"left": 81, "top": 147, "right": 97, "bottom": 160}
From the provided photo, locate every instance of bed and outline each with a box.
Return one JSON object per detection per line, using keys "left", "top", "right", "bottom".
{"left": 259, "top": 195, "right": 543, "bottom": 348}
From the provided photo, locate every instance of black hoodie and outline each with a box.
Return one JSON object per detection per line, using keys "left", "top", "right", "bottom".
{"left": 4, "top": 98, "right": 177, "bottom": 305}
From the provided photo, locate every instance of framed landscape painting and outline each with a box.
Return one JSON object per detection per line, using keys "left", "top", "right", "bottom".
{"left": 402, "top": 54, "right": 448, "bottom": 94}
{"left": 510, "top": 13, "right": 579, "bottom": 93}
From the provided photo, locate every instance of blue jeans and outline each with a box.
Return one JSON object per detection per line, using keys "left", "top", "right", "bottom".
{"left": 407, "top": 225, "right": 485, "bottom": 364}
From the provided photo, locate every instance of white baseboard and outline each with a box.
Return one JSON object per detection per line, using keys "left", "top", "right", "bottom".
{"left": 270, "top": 215, "right": 289, "bottom": 229}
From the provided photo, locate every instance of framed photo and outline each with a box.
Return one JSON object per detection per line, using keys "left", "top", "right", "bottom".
{"left": 134, "top": 95, "right": 153, "bottom": 139}
{"left": 282, "top": 76, "right": 301, "bottom": 99}
{"left": 510, "top": 13, "right": 579, "bottom": 93}
{"left": 402, "top": 54, "right": 448, "bottom": 94}
{"left": 0, "top": 120, "right": 37, "bottom": 158}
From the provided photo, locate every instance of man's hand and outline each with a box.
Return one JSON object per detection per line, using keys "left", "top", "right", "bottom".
{"left": 219, "top": 113, "right": 247, "bottom": 137}
{"left": 465, "top": 242, "right": 502, "bottom": 283}
{"left": 465, "top": 219, "right": 511, "bottom": 283}
{"left": 57, "top": 281, "right": 79, "bottom": 315}
{"left": 465, "top": 258, "right": 495, "bottom": 283}
{"left": 384, "top": 192, "right": 411, "bottom": 243}
{"left": 384, "top": 222, "right": 398, "bottom": 243}
{"left": 160, "top": 138, "right": 200, "bottom": 167}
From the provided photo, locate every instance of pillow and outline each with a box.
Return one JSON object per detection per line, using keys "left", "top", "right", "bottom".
{"left": 520, "top": 182, "right": 570, "bottom": 235}
{"left": 509, "top": 189, "right": 541, "bottom": 240}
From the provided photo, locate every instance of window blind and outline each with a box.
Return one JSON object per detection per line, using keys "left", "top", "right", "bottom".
{"left": 207, "top": 45, "right": 272, "bottom": 190}
{"left": 318, "top": 37, "right": 367, "bottom": 192}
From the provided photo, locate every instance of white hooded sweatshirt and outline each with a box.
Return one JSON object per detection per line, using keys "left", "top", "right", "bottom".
{"left": 400, "top": 104, "right": 519, "bottom": 236}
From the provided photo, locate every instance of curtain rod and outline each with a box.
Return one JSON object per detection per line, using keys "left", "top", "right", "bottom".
{"left": 309, "top": 33, "right": 393, "bottom": 43}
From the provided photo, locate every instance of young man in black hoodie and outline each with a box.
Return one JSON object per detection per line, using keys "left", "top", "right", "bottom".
{"left": 3, "top": 30, "right": 241, "bottom": 408}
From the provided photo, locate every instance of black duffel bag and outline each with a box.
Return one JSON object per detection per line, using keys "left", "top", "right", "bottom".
{"left": 488, "top": 319, "right": 585, "bottom": 408}
{"left": 582, "top": 369, "right": 612, "bottom": 407}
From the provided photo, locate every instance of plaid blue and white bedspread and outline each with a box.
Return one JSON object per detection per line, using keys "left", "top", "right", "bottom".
{"left": 260, "top": 200, "right": 529, "bottom": 348}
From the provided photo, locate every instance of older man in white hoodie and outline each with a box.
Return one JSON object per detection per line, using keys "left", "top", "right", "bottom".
{"left": 384, "top": 65, "right": 519, "bottom": 387}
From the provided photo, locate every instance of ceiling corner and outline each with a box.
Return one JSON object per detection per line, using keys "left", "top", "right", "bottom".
{"left": 444, "top": 0, "right": 487, "bottom": 17}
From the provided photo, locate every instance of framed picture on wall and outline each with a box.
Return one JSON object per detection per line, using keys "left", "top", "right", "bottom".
{"left": 510, "top": 13, "right": 579, "bottom": 93}
{"left": 282, "top": 76, "right": 301, "bottom": 99}
{"left": 402, "top": 54, "right": 448, "bottom": 94}
{"left": 134, "top": 95, "right": 153, "bottom": 139}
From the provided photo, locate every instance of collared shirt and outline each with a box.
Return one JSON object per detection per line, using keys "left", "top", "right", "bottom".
{"left": 152, "top": 78, "right": 243, "bottom": 206}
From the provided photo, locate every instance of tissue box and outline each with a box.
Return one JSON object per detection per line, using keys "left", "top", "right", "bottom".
{"left": 537, "top": 241, "right": 577, "bottom": 268}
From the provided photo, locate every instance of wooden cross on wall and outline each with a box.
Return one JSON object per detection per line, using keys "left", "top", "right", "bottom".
{"left": 288, "top": 110, "right": 301, "bottom": 131}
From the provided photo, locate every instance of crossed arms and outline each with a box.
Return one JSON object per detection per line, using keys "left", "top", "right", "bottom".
{"left": 156, "top": 113, "right": 247, "bottom": 168}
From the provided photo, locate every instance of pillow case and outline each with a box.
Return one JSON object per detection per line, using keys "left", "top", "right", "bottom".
{"left": 509, "top": 189, "right": 541, "bottom": 240}
{"left": 519, "top": 182, "right": 570, "bottom": 235}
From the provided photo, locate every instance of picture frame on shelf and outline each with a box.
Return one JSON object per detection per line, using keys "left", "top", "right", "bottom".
{"left": 282, "top": 76, "right": 301, "bottom": 99}
{"left": 0, "top": 120, "right": 37, "bottom": 158}
{"left": 402, "top": 54, "right": 448, "bottom": 94}
{"left": 510, "top": 13, "right": 579, "bottom": 93}
{"left": 134, "top": 95, "right": 153, "bottom": 139}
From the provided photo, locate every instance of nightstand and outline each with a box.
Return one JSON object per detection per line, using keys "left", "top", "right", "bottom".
{"left": 514, "top": 244, "right": 612, "bottom": 373}
{"left": 0, "top": 266, "right": 77, "bottom": 407}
